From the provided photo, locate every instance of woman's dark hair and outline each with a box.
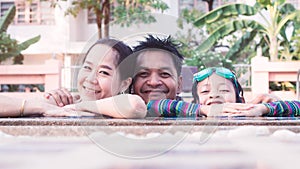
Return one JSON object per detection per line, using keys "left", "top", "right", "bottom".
{"left": 83, "top": 38, "right": 134, "bottom": 80}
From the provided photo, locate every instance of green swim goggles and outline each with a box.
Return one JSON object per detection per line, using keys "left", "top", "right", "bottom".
{"left": 193, "top": 67, "right": 238, "bottom": 88}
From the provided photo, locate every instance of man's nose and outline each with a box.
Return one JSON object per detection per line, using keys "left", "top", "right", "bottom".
{"left": 146, "top": 73, "right": 162, "bottom": 86}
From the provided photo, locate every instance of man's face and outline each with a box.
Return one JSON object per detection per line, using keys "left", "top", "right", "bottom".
{"left": 133, "top": 50, "right": 182, "bottom": 103}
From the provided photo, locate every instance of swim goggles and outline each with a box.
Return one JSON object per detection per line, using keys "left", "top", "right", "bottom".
{"left": 193, "top": 67, "right": 238, "bottom": 88}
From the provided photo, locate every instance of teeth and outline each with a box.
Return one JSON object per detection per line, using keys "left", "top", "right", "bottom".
{"left": 86, "top": 88, "right": 95, "bottom": 92}
{"left": 208, "top": 102, "right": 222, "bottom": 105}
{"left": 84, "top": 86, "right": 99, "bottom": 93}
{"left": 147, "top": 91, "right": 163, "bottom": 93}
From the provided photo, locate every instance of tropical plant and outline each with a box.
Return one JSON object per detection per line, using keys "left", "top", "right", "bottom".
{"left": 202, "top": 0, "right": 232, "bottom": 11}
{"left": 184, "top": 51, "right": 233, "bottom": 70}
{"left": 281, "top": 20, "right": 300, "bottom": 61}
{"left": 175, "top": 8, "right": 233, "bottom": 70}
{"left": 194, "top": 0, "right": 300, "bottom": 61}
{"left": 63, "top": 0, "right": 169, "bottom": 39}
{"left": 289, "top": 29, "right": 300, "bottom": 60}
{"left": 202, "top": 0, "right": 215, "bottom": 11}
{"left": 0, "top": 5, "right": 40, "bottom": 64}
{"left": 175, "top": 8, "right": 205, "bottom": 59}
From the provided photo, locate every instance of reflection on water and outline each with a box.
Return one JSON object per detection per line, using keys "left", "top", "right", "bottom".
{"left": 0, "top": 118, "right": 300, "bottom": 169}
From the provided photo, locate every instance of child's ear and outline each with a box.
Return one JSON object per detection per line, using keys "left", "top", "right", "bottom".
{"left": 120, "top": 78, "right": 132, "bottom": 93}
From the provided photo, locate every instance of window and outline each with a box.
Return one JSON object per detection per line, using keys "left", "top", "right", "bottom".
{"left": 0, "top": 0, "right": 55, "bottom": 25}
{"left": 179, "top": 0, "right": 238, "bottom": 13}
{"left": 15, "top": 0, "right": 40, "bottom": 24}
{"left": 0, "top": 1, "right": 14, "bottom": 17}
{"left": 179, "top": 0, "right": 208, "bottom": 13}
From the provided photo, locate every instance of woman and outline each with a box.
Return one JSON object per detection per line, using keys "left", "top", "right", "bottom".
{"left": 35, "top": 39, "right": 146, "bottom": 118}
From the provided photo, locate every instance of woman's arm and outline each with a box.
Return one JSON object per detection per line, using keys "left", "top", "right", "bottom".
{"left": 65, "top": 94, "right": 147, "bottom": 119}
{"left": 0, "top": 96, "right": 27, "bottom": 117}
{"left": 0, "top": 95, "right": 65, "bottom": 117}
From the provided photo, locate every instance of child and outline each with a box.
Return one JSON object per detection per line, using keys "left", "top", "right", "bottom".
{"left": 147, "top": 67, "right": 300, "bottom": 117}
{"left": 193, "top": 67, "right": 300, "bottom": 116}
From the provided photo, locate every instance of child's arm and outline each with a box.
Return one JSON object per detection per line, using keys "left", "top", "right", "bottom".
{"left": 146, "top": 100, "right": 256, "bottom": 117}
{"left": 263, "top": 100, "right": 300, "bottom": 117}
{"left": 147, "top": 99, "right": 201, "bottom": 117}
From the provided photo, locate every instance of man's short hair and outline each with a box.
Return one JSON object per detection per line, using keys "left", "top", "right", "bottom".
{"left": 133, "top": 35, "right": 184, "bottom": 75}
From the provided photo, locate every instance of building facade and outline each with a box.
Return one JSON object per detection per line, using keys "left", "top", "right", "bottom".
{"left": 2, "top": 0, "right": 300, "bottom": 90}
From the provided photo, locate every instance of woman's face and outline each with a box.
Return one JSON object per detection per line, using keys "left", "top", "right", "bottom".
{"left": 77, "top": 44, "right": 123, "bottom": 101}
{"left": 197, "top": 73, "right": 237, "bottom": 105}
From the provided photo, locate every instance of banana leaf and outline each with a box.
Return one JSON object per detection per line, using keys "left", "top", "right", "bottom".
{"left": 196, "top": 20, "right": 264, "bottom": 52}
{"left": 194, "top": 3, "right": 257, "bottom": 28}
{"left": 225, "top": 30, "right": 258, "bottom": 61}
{"left": 0, "top": 6, "right": 15, "bottom": 32}
{"left": 17, "top": 35, "right": 41, "bottom": 51}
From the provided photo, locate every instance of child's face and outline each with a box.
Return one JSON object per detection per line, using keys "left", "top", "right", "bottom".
{"left": 77, "top": 44, "right": 122, "bottom": 101}
{"left": 196, "top": 73, "right": 236, "bottom": 105}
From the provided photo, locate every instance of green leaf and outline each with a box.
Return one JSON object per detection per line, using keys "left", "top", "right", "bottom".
{"left": 0, "top": 6, "right": 16, "bottom": 32}
{"left": 0, "top": 52, "right": 20, "bottom": 60}
{"left": 257, "top": 0, "right": 272, "bottom": 6}
{"left": 194, "top": 3, "right": 257, "bottom": 28}
{"left": 280, "top": 3, "right": 296, "bottom": 14}
{"left": 276, "top": 12, "right": 297, "bottom": 35}
{"left": 196, "top": 20, "right": 263, "bottom": 52}
{"left": 17, "top": 35, "right": 41, "bottom": 51}
{"left": 225, "top": 31, "right": 257, "bottom": 60}
{"left": 277, "top": 0, "right": 286, "bottom": 6}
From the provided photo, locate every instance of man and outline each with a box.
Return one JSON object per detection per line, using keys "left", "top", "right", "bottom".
{"left": 130, "top": 35, "right": 184, "bottom": 103}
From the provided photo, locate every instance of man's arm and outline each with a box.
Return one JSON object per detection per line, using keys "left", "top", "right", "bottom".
{"left": 263, "top": 100, "right": 300, "bottom": 117}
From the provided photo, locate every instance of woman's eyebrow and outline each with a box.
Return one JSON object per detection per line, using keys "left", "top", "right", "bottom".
{"left": 99, "top": 65, "right": 113, "bottom": 70}
{"left": 84, "top": 60, "right": 93, "bottom": 65}
{"left": 84, "top": 61, "right": 113, "bottom": 70}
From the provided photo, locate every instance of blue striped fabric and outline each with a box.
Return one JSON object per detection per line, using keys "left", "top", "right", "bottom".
{"left": 147, "top": 99, "right": 201, "bottom": 117}
{"left": 263, "top": 101, "right": 300, "bottom": 117}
